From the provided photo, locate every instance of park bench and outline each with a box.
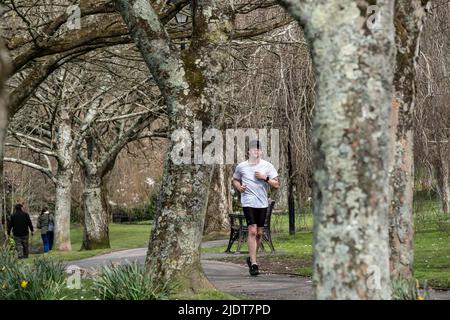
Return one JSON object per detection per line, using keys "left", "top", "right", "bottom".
{"left": 112, "top": 212, "right": 137, "bottom": 223}
{"left": 225, "top": 200, "right": 276, "bottom": 254}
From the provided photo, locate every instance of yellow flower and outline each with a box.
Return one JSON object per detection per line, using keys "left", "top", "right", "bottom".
{"left": 0, "top": 266, "right": 5, "bottom": 272}
{"left": 20, "top": 280, "right": 28, "bottom": 289}
{"left": 417, "top": 296, "right": 425, "bottom": 300}
{"left": 1, "top": 283, "right": 6, "bottom": 289}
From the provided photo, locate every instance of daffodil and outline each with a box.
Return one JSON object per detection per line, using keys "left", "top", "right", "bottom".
{"left": 417, "top": 296, "right": 425, "bottom": 300}
{"left": 0, "top": 266, "right": 5, "bottom": 272}
{"left": 20, "top": 280, "right": 28, "bottom": 289}
{"left": 1, "top": 283, "right": 6, "bottom": 289}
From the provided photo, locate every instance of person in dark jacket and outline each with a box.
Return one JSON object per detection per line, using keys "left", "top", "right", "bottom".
{"left": 7, "top": 204, "right": 34, "bottom": 259}
{"left": 37, "top": 207, "right": 55, "bottom": 252}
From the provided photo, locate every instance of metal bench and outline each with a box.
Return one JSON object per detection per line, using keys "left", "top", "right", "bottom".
{"left": 225, "top": 200, "right": 276, "bottom": 253}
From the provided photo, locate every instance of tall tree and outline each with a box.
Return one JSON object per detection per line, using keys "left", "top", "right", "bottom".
{"left": 116, "top": 0, "right": 233, "bottom": 292}
{"left": 78, "top": 110, "right": 160, "bottom": 250}
{"left": 279, "top": 0, "right": 396, "bottom": 299}
{"left": 0, "top": 38, "right": 11, "bottom": 244}
{"left": 415, "top": 0, "right": 450, "bottom": 216}
{"left": 5, "top": 66, "right": 110, "bottom": 251}
{"left": 204, "top": 165, "right": 231, "bottom": 235}
{"left": 5, "top": 52, "right": 163, "bottom": 251}
{"left": 389, "top": 0, "right": 429, "bottom": 281}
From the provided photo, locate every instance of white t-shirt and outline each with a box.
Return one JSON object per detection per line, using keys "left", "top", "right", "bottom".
{"left": 233, "top": 159, "right": 278, "bottom": 208}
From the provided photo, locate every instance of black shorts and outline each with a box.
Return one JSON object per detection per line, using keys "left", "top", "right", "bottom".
{"left": 243, "top": 207, "right": 267, "bottom": 227}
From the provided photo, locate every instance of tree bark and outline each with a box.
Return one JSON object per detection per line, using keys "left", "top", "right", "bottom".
{"left": 0, "top": 162, "right": 5, "bottom": 245}
{"left": 54, "top": 105, "right": 76, "bottom": 251}
{"left": 115, "top": 0, "right": 232, "bottom": 292}
{"left": 388, "top": 0, "right": 428, "bottom": 281}
{"left": 77, "top": 101, "right": 156, "bottom": 250}
{"left": 54, "top": 169, "right": 73, "bottom": 251}
{"left": 81, "top": 175, "right": 110, "bottom": 250}
{"left": 204, "top": 165, "right": 231, "bottom": 235}
{"left": 287, "top": 127, "right": 295, "bottom": 235}
{"left": 0, "top": 38, "right": 11, "bottom": 244}
{"left": 435, "top": 143, "right": 450, "bottom": 214}
{"left": 279, "top": 0, "right": 396, "bottom": 299}
{"left": 272, "top": 141, "right": 288, "bottom": 212}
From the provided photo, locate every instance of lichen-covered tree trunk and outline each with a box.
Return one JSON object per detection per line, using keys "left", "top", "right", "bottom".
{"left": 101, "top": 176, "right": 111, "bottom": 224}
{"left": 149, "top": 159, "right": 214, "bottom": 291}
{"left": 115, "top": 0, "right": 232, "bottom": 292}
{"left": 0, "top": 38, "right": 11, "bottom": 244}
{"left": 204, "top": 165, "right": 231, "bottom": 235}
{"left": 388, "top": 0, "right": 428, "bottom": 281}
{"left": 54, "top": 169, "right": 73, "bottom": 251}
{"left": 82, "top": 175, "right": 110, "bottom": 250}
{"left": 54, "top": 106, "right": 75, "bottom": 251}
{"left": 279, "top": 0, "right": 396, "bottom": 299}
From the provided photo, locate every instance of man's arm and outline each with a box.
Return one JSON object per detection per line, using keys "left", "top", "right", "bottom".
{"left": 231, "top": 165, "right": 246, "bottom": 193}
{"left": 7, "top": 216, "right": 12, "bottom": 236}
{"left": 27, "top": 214, "right": 34, "bottom": 233}
{"left": 255, "top": 172, "right": 280, "bottom": 189}
{"left": 232, "top": 177, "right": 247, "bottom": 193}
{"left": 268, "top": 177, "right": 280, "bottom": 189}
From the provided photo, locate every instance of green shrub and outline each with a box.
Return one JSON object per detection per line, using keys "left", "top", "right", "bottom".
{"left": 0, "top": 249, "right": 66, "bottom": 300}
{"left": 92, "top": 261, "right": 173, "bottom": 300}
{"left": 0, "top": 245, "right": 16, "bottom": 272}
{"left": 391, "top": 277, "right": 430, "bottom": 300}
{"left": 70, "top": 206, "right": 84, "bottom": 224}
{"left": 33, "top": 255, "right": 66, "bottom": 284}
{"left": 145, "top": 191, "right": 159, "bottom": 221}
{"left": 111, "top": 192, "right": 159, "bottom": 223}
{"left": 0, "top": 235, "right": 16, "bottom": 253}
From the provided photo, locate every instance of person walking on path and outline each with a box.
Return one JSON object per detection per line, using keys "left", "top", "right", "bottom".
{"left": 7, "top": 204, "right": 34, "bottom": 259}
{"left": 37, "top": 207, "right": 55, "bottom": 252}
{"left": 232, "top": 140, "right": 279, "bottom": 276}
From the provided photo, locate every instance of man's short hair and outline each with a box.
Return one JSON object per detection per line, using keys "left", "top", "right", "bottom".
{"left": 249, "top": 139, "right": 261, "bottom": 150}
{"left": 15, "top": 203, "right": 23, "bottom": 211}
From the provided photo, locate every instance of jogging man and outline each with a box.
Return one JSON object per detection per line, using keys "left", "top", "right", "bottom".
{"left": 232, "top": 140, "right": 279, "bottom": 276}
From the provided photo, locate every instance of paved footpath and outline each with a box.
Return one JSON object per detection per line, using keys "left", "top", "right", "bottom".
{"left": 68, "top": 240, "right": 449, "bottom": 300}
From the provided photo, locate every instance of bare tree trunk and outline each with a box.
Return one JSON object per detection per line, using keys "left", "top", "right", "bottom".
{"left": 54, "top": 169, "right": 73, "bottom": 251}
{"left": 116, "top": 0, "right": 232, "bottom": 292}
{"left": 54, "top": 105, "right": 75, "bottom": 251}
{"left": 101, "top": 174, "right": 111, "bottom": 224}
{"left": 389, "top": 0, "right": 428, "bottom": 281}
{"left": 272, "top": 144, "right": 288, "bottom": 212}
{"left": 82, "top": 175, "right": 110, "bottom": 250}
{"left": 279, "top": 0, "right": 396, "bottom": 299}
{"left": 435, "top": 143, "right": 450, "bottom": 214}
{"left": 287, "top": 127, "right": 295, "bottom": 234}
{"left": 204, "top": 165, "right": 231, "bottom": 235}
{"left": 0, "top": 38, "right": 11, "bottom": 244}
{"left": 0, "top": 163, "right": 5, "bottom": 245}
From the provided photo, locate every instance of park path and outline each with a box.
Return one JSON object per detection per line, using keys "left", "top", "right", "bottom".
{"left": 68, "top": 240, "right": 449, "bottom": 300}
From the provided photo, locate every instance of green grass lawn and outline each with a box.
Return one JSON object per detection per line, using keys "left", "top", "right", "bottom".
{"left": 412, "top": 198, "right": 450, "bottom": 288}
{"left": 28, "top": 223, "right": 151, "bottom": 261}
{"left": 414, "top": 230, "right": 450, "bottom": 288}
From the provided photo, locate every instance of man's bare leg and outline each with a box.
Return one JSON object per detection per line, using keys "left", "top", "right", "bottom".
{"left": 247, "top": 224, "right": 258, "bottom": 264}
{"left": 256, "top": 227, "right": 264, "bottom": 256}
